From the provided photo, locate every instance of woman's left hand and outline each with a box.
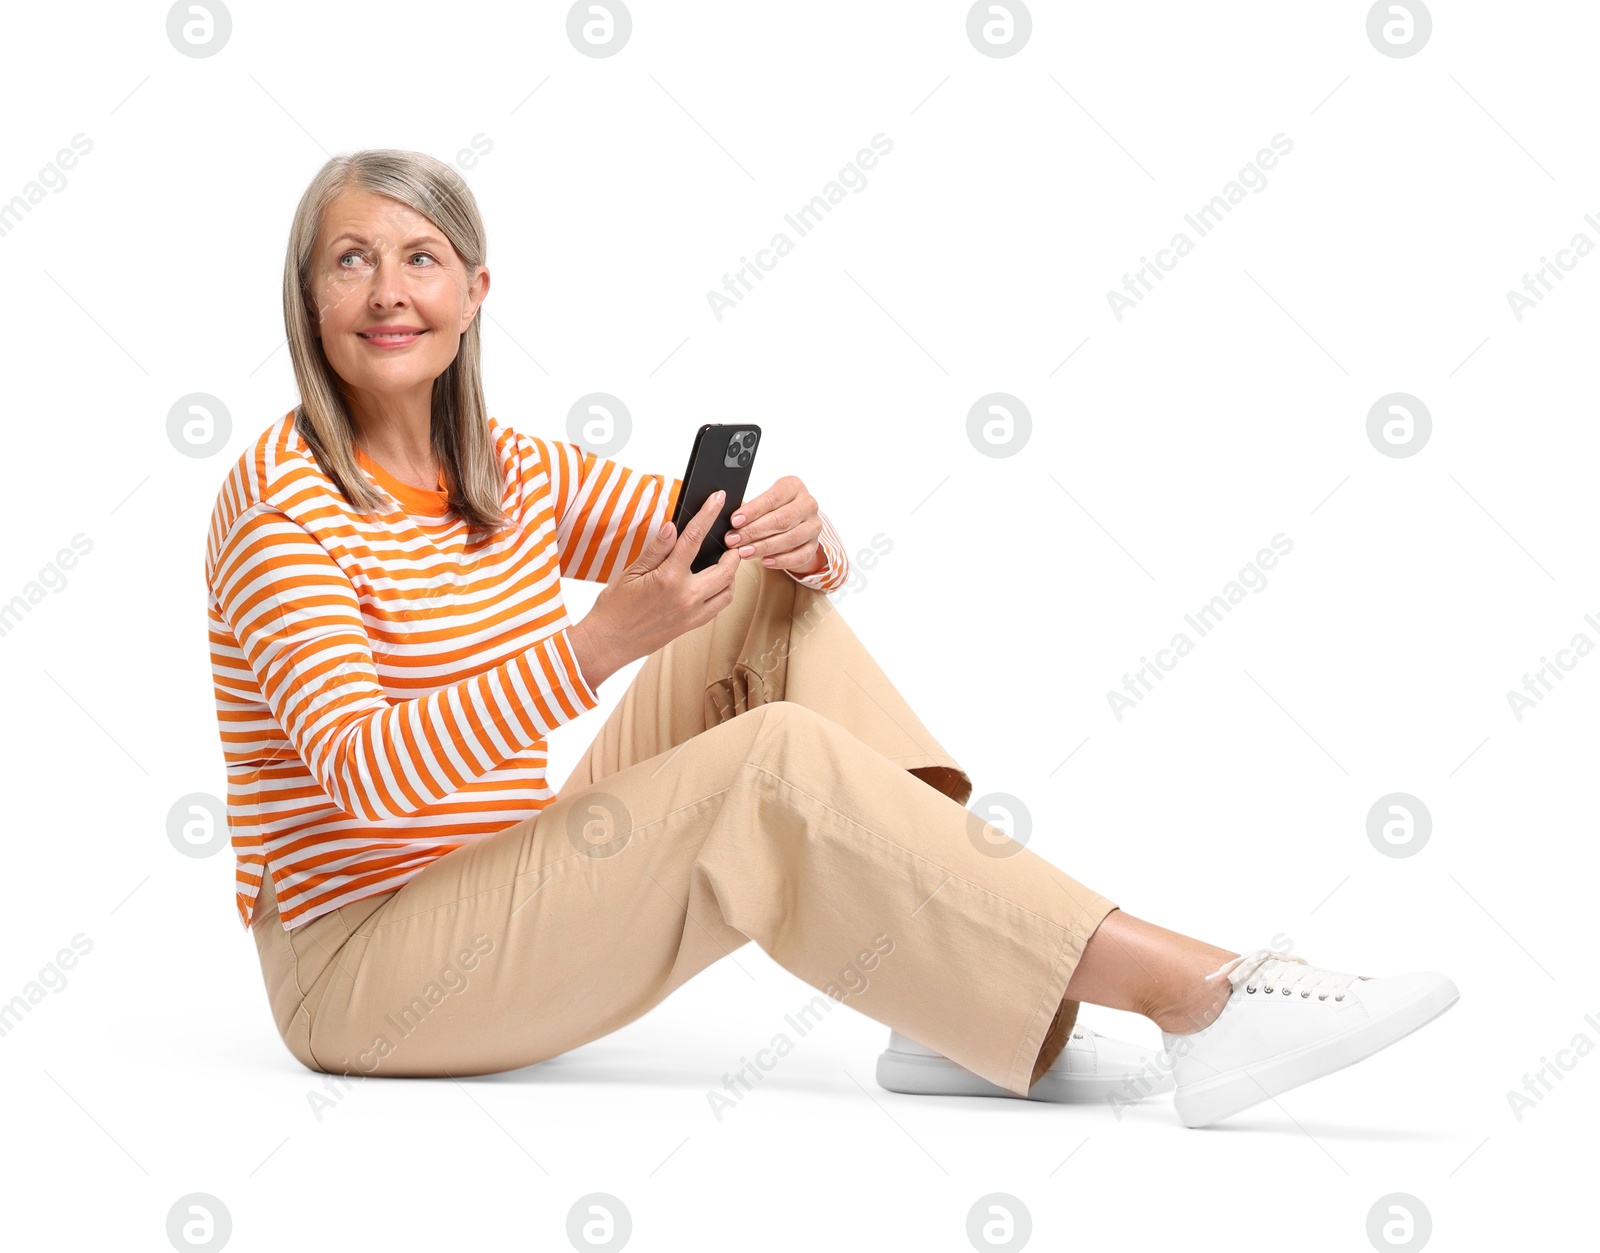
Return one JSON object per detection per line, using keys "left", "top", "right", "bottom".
{"left": 723, "top": 476, "right": 826, "bottom": 575}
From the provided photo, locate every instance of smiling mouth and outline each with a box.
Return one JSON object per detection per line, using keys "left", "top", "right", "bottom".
{"left": 358, "top": 330, "right": 428, "bottom": 342}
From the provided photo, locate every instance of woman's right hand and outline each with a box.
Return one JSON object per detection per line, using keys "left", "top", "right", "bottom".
{"left": 569, "top": 489, "right": 742, "bottom": 690}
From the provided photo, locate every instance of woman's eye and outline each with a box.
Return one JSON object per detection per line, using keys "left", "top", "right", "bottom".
{"left": 335, "top": 251, "right": 434, "bottom": 267}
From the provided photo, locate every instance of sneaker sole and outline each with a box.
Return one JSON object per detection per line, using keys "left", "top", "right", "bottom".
{"left": 876, "top": 1047, "right": 1174, "bottom": 1104}
{"left": 1172, "top": 976, "right": 1460, "bottom": 1128}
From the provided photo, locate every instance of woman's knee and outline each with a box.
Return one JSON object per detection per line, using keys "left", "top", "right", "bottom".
{"left": 750, "top": 699, "right": 832, "bottom": 740}
{"left": 738, "top": 700, "right": 853, "bottom": 779}
{"left": 702, "top": 696, "right": 828, "bottom": 746}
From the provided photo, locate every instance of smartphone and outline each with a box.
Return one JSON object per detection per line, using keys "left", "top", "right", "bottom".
{"left": 669, "top": 423, "right": 761, "bottom": 573}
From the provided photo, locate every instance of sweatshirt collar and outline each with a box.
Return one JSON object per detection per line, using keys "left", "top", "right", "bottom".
{"left": 353, "top": 442, "right": 452, "bottom": 517}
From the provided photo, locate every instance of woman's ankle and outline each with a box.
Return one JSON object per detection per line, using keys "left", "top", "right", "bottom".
{"left": 1146, "top": 952, "right": 1239, "bottom": 1035}
{"left": 1064, "top": 910, "right": 1241, "bottom": 1034}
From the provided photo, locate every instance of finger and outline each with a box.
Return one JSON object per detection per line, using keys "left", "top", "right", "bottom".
{"left": 752, "top": 534, "right": 823, "bottom": 571}
{"left": 726, "top": 499, "right": 808, "bottom": 549}
{"left": 685, "top": 489, "right": 726, "bottom": 538}
{"left": 672, "top": 490, "right": 726, "bottom": 568}
{"left": 728, "top": 477, "right": 800, "bottom": 531}
{"left": 633, "top": 513, "right": 677, "bottom": 572}
{"left": 691, "top": 490, "right": 724, "bottom": 530}
{"left": 694, "top": 546, "right": 741, "bottom": 599}
{"left": 728, "top": 517, "right": 820, "bottom": 560}
{"left": 728, "top": 483, "right": 773, "bottom": 530}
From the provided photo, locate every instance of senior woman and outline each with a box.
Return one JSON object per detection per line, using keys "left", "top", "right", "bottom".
{"left": 204, "top": 148, "right": 1457, "bottom": 1128}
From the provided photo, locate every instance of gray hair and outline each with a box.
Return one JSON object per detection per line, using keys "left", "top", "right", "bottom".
{"left": 280, "top": 148, "right": 508, "bottom": 533}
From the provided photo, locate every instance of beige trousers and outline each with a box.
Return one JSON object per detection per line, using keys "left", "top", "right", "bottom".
{"left": 251, "top": 558, "right": 1119, "bottom": 1097}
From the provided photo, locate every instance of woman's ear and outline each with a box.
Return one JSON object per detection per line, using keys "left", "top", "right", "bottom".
{"left": 460, "top": 264, "right": 490, "bottom": 331}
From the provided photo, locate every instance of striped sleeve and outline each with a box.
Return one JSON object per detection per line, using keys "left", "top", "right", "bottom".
{"left": 534, "top": 436, "right": 849, "bottom": 591}
{"left": 535, "top": 436, "right": 685, "bottom": 583}
{"left": 209, "top": 505, "right": 600, "bottom": 822}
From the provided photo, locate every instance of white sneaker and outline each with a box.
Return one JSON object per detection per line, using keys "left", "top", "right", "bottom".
{"left": 876, "top": 1023, "right": 1174, "bottom": 1104}
{"left": 1162, "top": 949, "right": 1460, "bottom": 1128}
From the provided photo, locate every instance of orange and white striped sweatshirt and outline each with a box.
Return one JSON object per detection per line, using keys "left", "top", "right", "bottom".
{"left": 204, "top": 410, "right": 849, "bottom": 932}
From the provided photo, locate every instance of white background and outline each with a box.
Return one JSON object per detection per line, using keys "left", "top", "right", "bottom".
{"left": 1, "top": 1, "right": 1593, "bottom": 1250}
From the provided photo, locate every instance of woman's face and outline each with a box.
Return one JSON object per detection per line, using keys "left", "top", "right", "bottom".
{"left": 307, "top": 186, "right": 488, "bottom": 404}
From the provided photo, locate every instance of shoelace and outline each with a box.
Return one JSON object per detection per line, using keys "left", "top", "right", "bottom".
{"left": 1203, "top": 949, "right": 1361, "bottom": 1001}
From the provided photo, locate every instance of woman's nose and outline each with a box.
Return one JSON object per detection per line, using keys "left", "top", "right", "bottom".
{"left": 366, "top": 252, "right": 414, "bottom": 303}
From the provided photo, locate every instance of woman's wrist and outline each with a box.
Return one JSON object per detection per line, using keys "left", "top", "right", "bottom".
{"left": 568, "top": 618, "right": 621, "bottom": 693}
